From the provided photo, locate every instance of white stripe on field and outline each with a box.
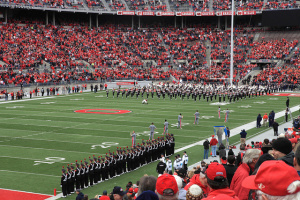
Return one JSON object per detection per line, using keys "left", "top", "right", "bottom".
{"left": 175, "top": 104, "right": 300, "bottom": 153}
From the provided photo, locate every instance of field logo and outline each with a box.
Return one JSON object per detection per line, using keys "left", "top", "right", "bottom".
{"left": 135, "top": 131, "right": 159, "bottom": 137}
{"left": 221, "top": 110, "right": 234, "bottom": 113}
{"left": 238, "top": 105, "right": 252, "bottom": 108}
{"left": 91, "top": 142, "right": 119, "bottom": 149}
{"left": 75, "top": 109, "right": 132, "bottom": 114}
{"left": 70, "top": 98, "right": 84, "bottom": 101}
{"left": 200, "top": 116, "right": 214, "bottom": 119}
{"left": 41, "top": 102, "right": 56, "bottom": 104}
{"left": 253, "top": 101, "right": 266, "bottom": 104}
{"left": 34, "top": 157, "right": 65, "bottom": 166}
{"left": 95, "top": 95, "right": 104, "bottom": 97}
{"left": 6, "top": 106, "right": 24, "bottom": 109}
{"left": 210, "top": 102, "right": 230, "bottom": 106}
{"left": 171, "top": 122, "right": 189, "bottom": 127}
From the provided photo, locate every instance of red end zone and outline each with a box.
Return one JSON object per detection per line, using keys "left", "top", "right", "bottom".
{"left": 269, "top": 93, "right": 300, "bottom": 97}
{"left": 0, "top": 189, "right": 52, "bottom": 200}
{"left": 74, "top": 109, "right": 132, "bottom": 114}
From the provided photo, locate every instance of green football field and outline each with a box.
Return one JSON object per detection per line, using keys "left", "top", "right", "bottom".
{"left": 0, "top": 91, "right": 299, "bottom": 199}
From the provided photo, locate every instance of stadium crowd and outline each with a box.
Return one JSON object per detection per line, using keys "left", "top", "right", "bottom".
{"left": 1, "top": 0, "right": 300, "bottom": 11}
{"left": 0, "top": 21, "right": 299, "bottom": 88}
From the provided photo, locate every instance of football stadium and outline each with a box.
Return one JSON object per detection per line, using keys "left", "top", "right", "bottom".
{"left": 0, "top": 1, "right": 300, "bottom": 199}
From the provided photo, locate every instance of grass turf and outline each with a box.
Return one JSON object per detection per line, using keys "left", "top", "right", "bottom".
{"left": 0, "top": 91, "right": 298, "bottom": 199}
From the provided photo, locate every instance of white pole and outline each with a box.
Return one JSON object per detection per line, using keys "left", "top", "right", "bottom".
{"left": 230, "top": 0, "right": 234, "bottom": 86}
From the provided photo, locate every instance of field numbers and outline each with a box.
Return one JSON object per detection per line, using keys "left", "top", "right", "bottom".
{"left": 6, "top": 106, "right": 24, "bottom": 109}
{"left": 91, "top": 142, "right": 119, "bottom": 149}
{"left": 41, "top": 102, "right": 56, "bottom": 104}
{"left": 200, "top": 116, "right": 215, "bottom": 119}
{"left": 135, "top": 131, "right": 159, "bottom": 137}
{"left": 171, "top": 123, "right": 190, "bottom": 127}
{"left": 34, "top": 157, "right": 65, "bottom": 166}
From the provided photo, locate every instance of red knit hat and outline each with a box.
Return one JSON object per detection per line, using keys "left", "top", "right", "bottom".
{"left": 242, "top": 160, "right": 300, "bottom": 196}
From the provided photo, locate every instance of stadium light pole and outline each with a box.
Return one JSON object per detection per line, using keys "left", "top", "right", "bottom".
{"left": 230, "top": 0, "right": 234, "bottom": 86}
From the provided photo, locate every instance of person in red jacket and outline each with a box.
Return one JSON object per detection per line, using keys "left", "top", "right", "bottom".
{"left": 184, "top": 173, "right": 209, "bottom": 197}
{"left": 99, "top": 190, "right": 110, "bottom": 200}
{"left": 210, "top": 135, "right": 218, "bottom": 157}
{"left": 202, "top": 162, "right": 239, "bottom": 200}
{"left": 230, "top": 149, "right": 261, "bottom": 200}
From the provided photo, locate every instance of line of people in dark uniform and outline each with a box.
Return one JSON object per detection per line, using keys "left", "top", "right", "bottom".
{"left": 60, "top": 134, "right": 175, "bottom": 198}
{"left": 104, "top": 83, "right": 277, "bottom": 102}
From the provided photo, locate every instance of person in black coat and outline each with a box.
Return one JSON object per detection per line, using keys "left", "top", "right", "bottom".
{"left": 203, "top": 139, "right": 210, "bottom": 159}
{"left": 273, "top": 120, "right": 279, "bottom": 136}
{"left": 156, "top": 161, "right": 166, "bottom": 175}
{"left": 256, "top": 114, "right": 262, "bottom": 128}
{"left": 223, "top": 155, "right": 237, "bottom": 187}
{"left": 286, "top": 97, "right": 290, "bottom": 108}
{"left": 76, "top": 189, "right": 84, "bottom": 200}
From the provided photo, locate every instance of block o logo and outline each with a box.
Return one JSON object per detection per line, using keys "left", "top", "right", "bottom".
{"left": 75, "top": 109, "right": 131, "bottom": 114}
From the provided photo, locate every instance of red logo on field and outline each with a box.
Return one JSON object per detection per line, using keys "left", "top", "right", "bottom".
{"left": 75, "top": 109, "right": 132, "bottom": 114}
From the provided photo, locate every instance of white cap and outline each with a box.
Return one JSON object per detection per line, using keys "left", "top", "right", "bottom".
{"left": 173, "top": 175, "right": 183, "bottom": 190}
{"left": 278, "top": 133, "right": 285, "bottom": 138}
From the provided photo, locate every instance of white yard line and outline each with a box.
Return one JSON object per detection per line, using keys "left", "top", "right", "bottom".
{"left": 0, "top": 170, "right": 60, "bottom": 178}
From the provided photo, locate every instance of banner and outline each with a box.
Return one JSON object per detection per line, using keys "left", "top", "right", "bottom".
{"left": 156, "top": 12, "right": 175, "bottom": 16}
{"left": 136, "top": 11, "right": 155, "bottom": 16}
{"left": 237, "top": 11, "right": 256, "bottom": 15}
{"left": 117, "top": 11, "right": 135, "bottom": 15}
{"left": 195, "top": 11, "right": 215, "bottom": 16}
{"left": 176, "top": 12, "right": 194, "bottom": 16}
{"left": 216, "top": 11, "right": 235, "bottom": 16}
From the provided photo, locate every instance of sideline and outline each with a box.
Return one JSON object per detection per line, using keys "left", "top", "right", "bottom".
{"left": 176, "top": 104, "right": 300, "bottom": 154}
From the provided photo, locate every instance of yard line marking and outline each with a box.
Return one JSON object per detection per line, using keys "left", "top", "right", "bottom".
{"left": 0, "top": 170, "right": 60, "bottom": 178}
{"left": 0, "top": 144, "right": 104, "bottom": 154}
{"left": 0, "top": 156, "right": 70, "bottom": 163}
{"left": 0, "top": 96, "right": 56, "bottom": 104}
{"left": 175, "top": 104, "right": 300, "bottom": 153}
{"left": 0, "top": 188, "right": 53, "bottom": 196}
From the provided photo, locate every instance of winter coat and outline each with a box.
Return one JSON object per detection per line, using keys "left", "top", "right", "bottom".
{"left": 279, "top": 151, "right": 295, "bottom": 167}
{"left": 230, "top": 163, "right": 252, "bottom": 200}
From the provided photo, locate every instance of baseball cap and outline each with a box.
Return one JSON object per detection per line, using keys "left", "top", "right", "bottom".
{"left": 113, "top": 186, "right": 126, "bottom": 196}
{"left": 206, "top": 162, "right": 227, "bottom": 181}
{"left": 156, "top": 174, "right": 179, "bottom": 196}
{"left": 289, "top": 138, "right": 298, "bottom": 144}
{"left": 134, "top": 188, "right": 138, "bottom": 193}
{"left": 242, "top": 160, "right": 300, "bottom": 196}
{"left": 221, "top": 157, "right": 227, "bottom": 165}
{"left": 128, "top": 188, "right": 133, "bottom": 193}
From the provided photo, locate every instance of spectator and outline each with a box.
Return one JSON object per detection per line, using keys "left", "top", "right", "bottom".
{"left": 242, "top": 160, "right": 300, "bottom": 200}
{"left": 263, "top": 113, "right": 268, "bottom": 127}
{"left": 294, "top": 145, "right": 300, "bottom": 176}
{"left": 255, "top": 141, "right": 275, "bottom": 170}
{"left": 272, "top": 137, "right": 294, "bottom": 166}
{"left": 223, "top": 155, "right": 237, "bottom": 187}
{"left": 235, "top": 143, "right": 246, "bottom": 167}
{"left": 83, "top": 194, "right": 88, "bottom": 200}
{"left": 230, "top": 149, "right": 261, "bottom": 200}
{"left": 136, "top": 191, "right": 159, "bottom": 200}
{"left": 273, "top": 120, "right": 279, "bottom": 136}
{"left": 256, "top": 113, "right": 262, "bottom": 128}
{"left": 76, "top": 189, "right": 84, "bottom": 200}
{"left": 210, "top": 135, "right": 218, "bottom": 157}
{"left": 184, "top": 171, "right": 209, "bottom": 196}
{"left": 203, "top": 139, "right": 210, "bottom": 159}
{"left": 217, "top": 127, "right": 223, "bottom": 146}
{"left": 240, "top": 129, "right": 247, "bottom": 144}
{"left": 202, "top": 162, "right": 239, "bottom": 200}
{"left": 157, "top": 160, "right": 167, "bottom": 176}
{"left": 99, "top": 190, "right": 110, "bottom": 200}
{"left": 186, "top": 184, "right": 203, "bottom": 200}
{"left": 218, "top": 143, "right": 226, "bottom": 162}
{"left": 137, "top": 175, "right": 157, "bottom": 196}
{"left": 173, "top": 175, "right": 186, "bottom": 200}
{"left": 113, "top": 186, "right": 126, "bottom": 200}
{"left": 155, "top": 174, "right": 179, "bottom": 200}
